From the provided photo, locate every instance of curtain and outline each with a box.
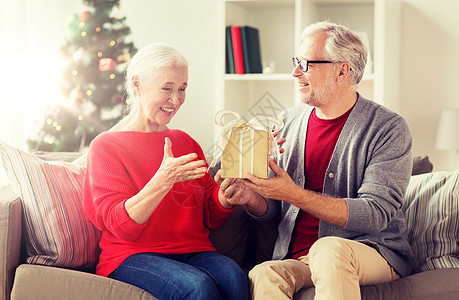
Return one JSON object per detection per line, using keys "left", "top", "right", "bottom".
{"left": 0, "top": 0, "right": 82, "bottom": 149}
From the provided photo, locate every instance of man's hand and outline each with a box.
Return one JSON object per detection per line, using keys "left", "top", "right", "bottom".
{"left": 243, "top": 158, "right": 300, "bottom": 203}
{"left": 272, "top": 131, "right": 286, "bottom": 157}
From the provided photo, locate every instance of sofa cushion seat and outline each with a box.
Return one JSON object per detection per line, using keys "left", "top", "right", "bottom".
{"left": 294, "top": 268, "right": 459, "bottom": 300}
{"left": 11, "top": 264, "right": 157, "bottom": 300}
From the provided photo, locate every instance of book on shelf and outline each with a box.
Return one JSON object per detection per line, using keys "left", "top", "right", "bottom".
{"left": 225, "top": 26, "right": 235, "bottom": 74}
{"left": 240, "top": 26, "right": 263, "bottom": 74}
{"left": 225, "top": 25, "right": 263, "bottom": 74}
{"left": 230, "top": 25, "right": 245, "bottom": 74}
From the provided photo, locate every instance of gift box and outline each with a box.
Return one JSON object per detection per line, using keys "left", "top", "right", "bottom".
{"left": 221, "top": 125, "right": 270, "bottom": 178}
{"left": 211, "top": 110, "right": 283, "bottom": 179}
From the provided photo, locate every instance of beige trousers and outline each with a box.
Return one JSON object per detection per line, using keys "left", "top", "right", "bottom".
{"left": 249, "top": 236, "right": 399, "bottom": 300}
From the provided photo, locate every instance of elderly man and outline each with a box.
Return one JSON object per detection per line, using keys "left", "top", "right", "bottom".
{"left": 217, "top": 21, "right": 413, "bottom": 299}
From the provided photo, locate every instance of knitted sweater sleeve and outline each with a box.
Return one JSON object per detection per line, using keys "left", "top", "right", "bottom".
{"left": 83, "top": 135, "right": 147, "bottom": 241}
{"left": 342, "top": 114, "right": 413, "bottom": 233}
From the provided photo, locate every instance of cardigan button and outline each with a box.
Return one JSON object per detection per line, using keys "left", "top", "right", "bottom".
{"left": 328, "top": 172, "right": 335, "bottom": 179}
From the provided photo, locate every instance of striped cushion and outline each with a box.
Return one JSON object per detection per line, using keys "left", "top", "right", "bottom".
{"left": 0, "top": 142, "right": 100, "bottom": 269}
{"left": 402, "top": 170, "right": 459, "bottom": 273}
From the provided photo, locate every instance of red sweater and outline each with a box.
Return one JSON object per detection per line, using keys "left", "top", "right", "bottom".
{"left": 83, "top": 129, "right": 234, "bottom": 277}
{"left": 290, "top": 108, "right": 351, "bottom": 259}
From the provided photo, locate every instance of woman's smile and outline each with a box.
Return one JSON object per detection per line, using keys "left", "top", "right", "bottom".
{"left": 160, "top": 107, "right": 174, "bottom": 114}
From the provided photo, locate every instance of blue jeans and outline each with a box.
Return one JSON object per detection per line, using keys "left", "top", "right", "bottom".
{"left": 109, "top": 251, "right": 249, "bottom": 300}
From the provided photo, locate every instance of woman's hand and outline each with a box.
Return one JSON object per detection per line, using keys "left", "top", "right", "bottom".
{"left": 215, "top": 170, "right": 268, "bottom": 215}
{"left": 155, "top": 137, "right": 207, "bottom": 188}
{"left": 215, "top": 171, "right": 251, "bottom": 207}
{"left": 126, "top": 137, "right": 207, "bottom": 224}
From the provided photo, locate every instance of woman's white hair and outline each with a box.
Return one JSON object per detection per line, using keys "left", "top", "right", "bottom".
{"left": 124, "top": 43, "right": 188, "bottom": 110}
{"left": 300, "top": 21, "right": 367, "bottom": 86}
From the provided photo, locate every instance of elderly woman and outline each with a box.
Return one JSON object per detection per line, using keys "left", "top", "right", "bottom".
{"left": 83, "top": 43, "right": 249, "bottom": 300}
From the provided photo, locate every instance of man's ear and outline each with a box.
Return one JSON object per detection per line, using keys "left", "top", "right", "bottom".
{"left": 337, "top": 62, "right": 352, "bottom": 81}
{"left": 132, "top": 76, "right": 141, "bottom": 96}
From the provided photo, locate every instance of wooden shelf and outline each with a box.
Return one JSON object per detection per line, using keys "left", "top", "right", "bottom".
{"left": 224, "top": 73, "right": 294, "bottom": 81}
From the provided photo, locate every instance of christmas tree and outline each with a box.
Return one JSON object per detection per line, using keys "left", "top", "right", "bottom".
{"left": 28, "top": 0, "right": 137, "bottom": 152}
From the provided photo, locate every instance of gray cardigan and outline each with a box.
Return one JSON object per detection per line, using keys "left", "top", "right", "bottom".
{"left": 257, "top": 94, "right": 414, "bottom": 277}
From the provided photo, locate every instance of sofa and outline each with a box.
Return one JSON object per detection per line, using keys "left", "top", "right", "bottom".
{"left": 0, "top": 143, "right": 458, "bottom": 300}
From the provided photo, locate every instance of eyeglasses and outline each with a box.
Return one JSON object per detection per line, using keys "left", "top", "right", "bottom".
{"left": 292, "top": 57, "right": 335, "bottom": 73}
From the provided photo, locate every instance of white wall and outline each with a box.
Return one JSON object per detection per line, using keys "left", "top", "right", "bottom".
{"left": 123, "top": 0, "right": 218, "bottom": 156}
{"left": 399, "top": 0, "right": 459, "bottom": 171}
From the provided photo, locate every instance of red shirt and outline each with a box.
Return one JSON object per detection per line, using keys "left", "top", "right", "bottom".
{"left": 289, "top": 108, "right": 352, "bottom": 259}
{"left": 83, "top": 129, "right": 234, "bottom": 276}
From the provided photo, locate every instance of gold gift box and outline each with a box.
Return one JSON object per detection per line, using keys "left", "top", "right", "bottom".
{"left": 221, "top": 125, "right": 269, "bottom": 178}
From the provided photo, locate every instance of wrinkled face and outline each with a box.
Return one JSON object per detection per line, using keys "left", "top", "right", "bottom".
{"left": 135, "top": 63, "right": 188, "bottom": 132}
{"left": 292, "top": 33, "right": 338, "bottom": 108}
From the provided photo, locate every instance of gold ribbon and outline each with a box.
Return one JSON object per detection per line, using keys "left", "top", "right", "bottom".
{"left": 209, "top": 110, "right": 284, "bottom": 175}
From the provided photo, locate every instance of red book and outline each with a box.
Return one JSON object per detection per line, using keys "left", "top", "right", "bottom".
{"left": 230, "top": 26, "right": 245, "bottom": 74}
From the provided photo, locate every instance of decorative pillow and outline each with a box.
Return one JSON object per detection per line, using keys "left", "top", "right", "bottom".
{"left": 0, "top": 142, "right": 100, "bottom": 269}
{"left": 402, "top": 170, "right": 459, "bottom": 273}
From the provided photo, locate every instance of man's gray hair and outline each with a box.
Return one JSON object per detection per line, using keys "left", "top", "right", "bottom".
{"left": 300, "top": 21, "right": 367, "bottom": 85}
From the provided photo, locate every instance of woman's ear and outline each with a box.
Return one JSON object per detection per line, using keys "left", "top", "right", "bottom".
{"left": 132, "top": 76, "right": 141, "bottom": 96}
